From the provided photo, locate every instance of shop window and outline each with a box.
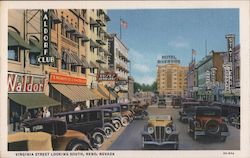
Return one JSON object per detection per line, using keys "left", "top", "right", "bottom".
{"left": 8, "top": 46, "right": 20, "bottom": 61}
{"left": 29, "top": 53, "right": 39, "bottom": 66}
{"left": 71, "top": 65, "right": 77, "bottom": 72}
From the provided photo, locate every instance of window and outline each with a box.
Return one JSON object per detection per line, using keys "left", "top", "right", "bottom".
{"left": 8, "top": 46, "right": 19, "bottom": 61}
{"left": 81, "top": 67, "right": 86, "bottom": 74}
{"left": 51, "top": 19, "right": 56, "bottom": 30}
{"left": 61, "top": 17, "right": 65, "bottom": 36}
{"left": 89, "top": 111, "right": 101, "bottom": 121}
{"left": 71, "top": 65, "right": 77, "bottom": 72}
{"left": 90, "top": 46, "right": 95, "bottom": 53}
{"left": 61, "top": 52, "right": 69, "bottom": 70}
{"left": 29, "top": 53, "right": 39, "bottom": 65}
{"left": 90, "top": 68, "right": 95, "bottom": 74}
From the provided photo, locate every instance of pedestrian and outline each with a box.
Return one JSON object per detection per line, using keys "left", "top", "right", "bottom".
{"left": 36, "top": 108, "right": 43, "bottom": 118}
{"left": 22, "top": 109, "right": 31, "bottom": 120}
{"left": 74, "top": 104, "right": 81, "bottom": 111}
{"left": 12, "top": 112, "right": 20, "bottom": 132}
{"left": 43, "top": 107, "right": 51, "bottom": 118}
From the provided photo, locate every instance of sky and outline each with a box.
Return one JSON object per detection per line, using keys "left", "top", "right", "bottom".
{"left": 107, "top": 9, "right": 239, "bottom": 85}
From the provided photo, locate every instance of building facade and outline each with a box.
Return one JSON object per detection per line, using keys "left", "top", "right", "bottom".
{"left": 7, "top": 9, "right": 119, "bottom": 129}
{"left": 156, "top": 55, "right": 188, "bottom": 97}
{"left": 108, "top": 34, "right": 129, "bottom": 102}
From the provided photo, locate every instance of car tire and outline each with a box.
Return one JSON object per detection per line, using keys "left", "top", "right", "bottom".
{"left": 104, "top": 126, "right": 113, "bottom": 139}
{"left": 121, "top": 117, "right": 129, "bottom": 126}
{"left": 92, "top": 132, "right": 105, "bottom": 148}
{"left": 113, "top": 120, "right": 121, "bottom": 130}
{"left": 66, "top": 139, "right": 89, "bottom": 151}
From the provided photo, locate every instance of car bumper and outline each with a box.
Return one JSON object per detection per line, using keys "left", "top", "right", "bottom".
{"left": 143, "top": 141, "right": 178, "bottom": 146}
{"left": 195, "top": 131, "right": 229, "bottom": 136}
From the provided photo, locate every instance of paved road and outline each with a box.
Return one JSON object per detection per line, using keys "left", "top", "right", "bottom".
{"left": 108, "top": 104, "right": 240, "bottom": 150}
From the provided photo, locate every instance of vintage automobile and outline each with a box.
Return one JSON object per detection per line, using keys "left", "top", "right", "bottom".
{"left": 96, "top": 104, "right": 131, "bottom": 127}
{"left": 120, "top": 103, "right": 134, "bottom": 122}
{"left": 179, "top": 101, "right": 200, "bottom": 123}
{"left": 54, "top": 109, "right": 116, "bottom": 148}
{"left": 158, "top": 97, "right": 166, "bottom": 108}
{"left": 172, "top": 96, "right": 182, "bottom": 109}
{"left": 142, "top": 115, "right": 179, "bottom": 150}
{"left": 188, "top": 106, "right": 229, "bottom": 141}
{"left": 8, "top": 117, "right": 93, "bottom": 151}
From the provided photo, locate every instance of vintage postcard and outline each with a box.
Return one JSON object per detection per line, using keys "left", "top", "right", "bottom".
{"left": 0, "top": 1, "right": 249, "bottom": 158}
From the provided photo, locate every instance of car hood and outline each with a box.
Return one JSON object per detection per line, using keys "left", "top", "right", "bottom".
{"left": 148, "top": 120, "right": 171, "bottom": 127}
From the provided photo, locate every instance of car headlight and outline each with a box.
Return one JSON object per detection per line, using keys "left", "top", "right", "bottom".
{"left": 147, "top": 127, "right": 154, "bottom": 134}
{"left": 165, "top": 127, "right": 172, "bottom": 134}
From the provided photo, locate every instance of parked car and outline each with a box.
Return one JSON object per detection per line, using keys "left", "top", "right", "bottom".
{"left": 172, "top": 96, "right": 182, "bottom": 109}
{"left": 179, "top": 101, "right": 200, "bottom": 123}
{"left": 158, "top": 97, "right": 166, "bottom": 108}
{"left": 8, "top": 132, "right": 53, "bottom": 151}
{"left": 120, "top": 103, "right": 134, "bottom": 121}
{"left": 188, "top": 106, "right": 229, "bottom": 141}
{"left": 97, "top": 104, "right": 131, "bottom": 127}
{"left": 54, "top": 109, "right": 116, "bottom": 148}
{"left": 8, "top": 117, "right": 93, "bottom": 151}
{"left": 142, "top": 115, "right": 179, "bottom": 150}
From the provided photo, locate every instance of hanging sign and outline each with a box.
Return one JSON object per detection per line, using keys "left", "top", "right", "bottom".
{"left": 37, "top": 9, "right": 55, "bottom": 64}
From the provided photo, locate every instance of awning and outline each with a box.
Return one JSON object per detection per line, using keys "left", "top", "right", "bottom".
{"left": 61, "top": 49, "right": 78, "bottom": 64}
{"left": 98, "top": 84, "right": 116, "bottom": 100}
{"left": 64, "top": 21, "right": 76, "bottom": 33}
{"left": 90, "top": 39, "right": 99, "bottom": 48}
{"left": 90, "top": 18, "right": 99, "bottom": 27}
{"left": 51, "top": 84, "right": 100, "bottom": 103}
{"left": 70, "top": 53, "right": 84, "bottom": 66}
{"left": 8, "top": 30, "right": 30, "bottom": 49}
{"left": 50, "top": 43, "right": 60, "bottom": 59}
{"left": 81, "top": 34, "right": 90, "bottom": 42}
{"left": 81, "top": 58, "right": 91, "bottom": 68}
{"left": 8, "top": 93, "right": 60, "bottom": 109}
{"left": 90, "top": 61, "right": 98, "bottom": 68}
{"left": 51, "top": 11, "right": 61, "bottom": 24}
{"left": 29, "top": 39, "right": 42, "bottom": 54}
{"left": 92, "top": 88, "right": 109, "bottom": 100}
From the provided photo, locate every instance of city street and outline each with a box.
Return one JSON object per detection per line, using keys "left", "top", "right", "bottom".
{"left": 108, "top": 103, "right": 240, "bottom": 150}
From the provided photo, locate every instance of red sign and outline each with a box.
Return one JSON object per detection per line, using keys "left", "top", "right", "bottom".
{"left": 8, "top": 72, "right": 45, "bottom": 93}
{"left": 97, "top": 72, "right": 117, "bottom": 81}
{"left": 49, "top": 73, "right": 87, "bottom": 85}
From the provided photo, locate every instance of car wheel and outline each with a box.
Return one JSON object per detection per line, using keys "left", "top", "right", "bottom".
{"left": 220, "top": 136, "right": 227, "bottom": 142}
{"left": 113, "top": 120, "right": 121, "bottom": 130}
{"left": 92, "top": 132, "right": 105, "bottom": 148}
{"left": 121, "top": 117, "right": 129, "bottom": 126}
{"left": 104, "top": 126, "right": 113, "bottom": 138}
{"left": 66, "top": 139, "right": 89, "bottom": 151}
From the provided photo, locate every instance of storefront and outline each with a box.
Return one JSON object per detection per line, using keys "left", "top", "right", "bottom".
{"left": 49, "top": 72, "right": 101, "bottom": 111}
{"left": 8, "top": 72, "right": 60, "bottom": 122}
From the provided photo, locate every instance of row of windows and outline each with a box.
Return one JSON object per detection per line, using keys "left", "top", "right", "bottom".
{"left": 8, "top": 46, "right": 97, "bottom": 75}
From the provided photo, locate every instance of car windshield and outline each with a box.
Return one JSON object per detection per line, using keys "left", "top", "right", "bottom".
{"left": 196, "top": 109, "right": 221, "bottom": 116}
{"left": 112, "top": 107, "right": 121, "bottom": 112}
{"left": 104, "top": 111, "right": 112, "bottom": 118}
{"left": 121, "top": 105, "right": 128, "bottom": 110}
{"left": 149, "top": 115, "right": 172, "bottom": 121}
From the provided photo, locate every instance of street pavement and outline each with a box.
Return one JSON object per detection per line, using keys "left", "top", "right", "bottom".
{"left": 108, "top": 103, "right": 240, "bottom": 150}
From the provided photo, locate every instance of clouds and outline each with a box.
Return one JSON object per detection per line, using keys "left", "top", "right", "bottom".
{"left": 133, "top": 63, "right": 151, "bottom": 73}
{"left": 129, "top": 48, "right": 155, "bottom": 84}
{"left": 134, "top": 75, "right": 156, "bottom": 85}
{"left": 168, "top": 36, "right": 190, "bottom": 49}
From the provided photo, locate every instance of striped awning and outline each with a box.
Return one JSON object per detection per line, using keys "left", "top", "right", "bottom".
{"left": 51, "top": 84, "right": 101, "bottom": 103}
{"left": 98, "top": 84, "right": 116, "bottom": 100}
{"left": 92, "top": 88, "right": 109, "bottom": 100}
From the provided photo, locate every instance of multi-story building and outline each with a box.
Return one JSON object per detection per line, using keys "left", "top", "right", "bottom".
{"left": 195, "top": 51, "right": 225, "bottom": 101}
{"left": 128, "top": 76, "right": 134, "bottom": 101}
{"left": 187, "top": 60, "right": 196, "bottom": 98}
{"left": 7, "top": 9, "right": 117, "bottom": 129}
{"left": 108, "top": 34, "right": 129, "bottom": 102}
{"left": 156, "top": 55, "right": 188, "bottom": 97}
